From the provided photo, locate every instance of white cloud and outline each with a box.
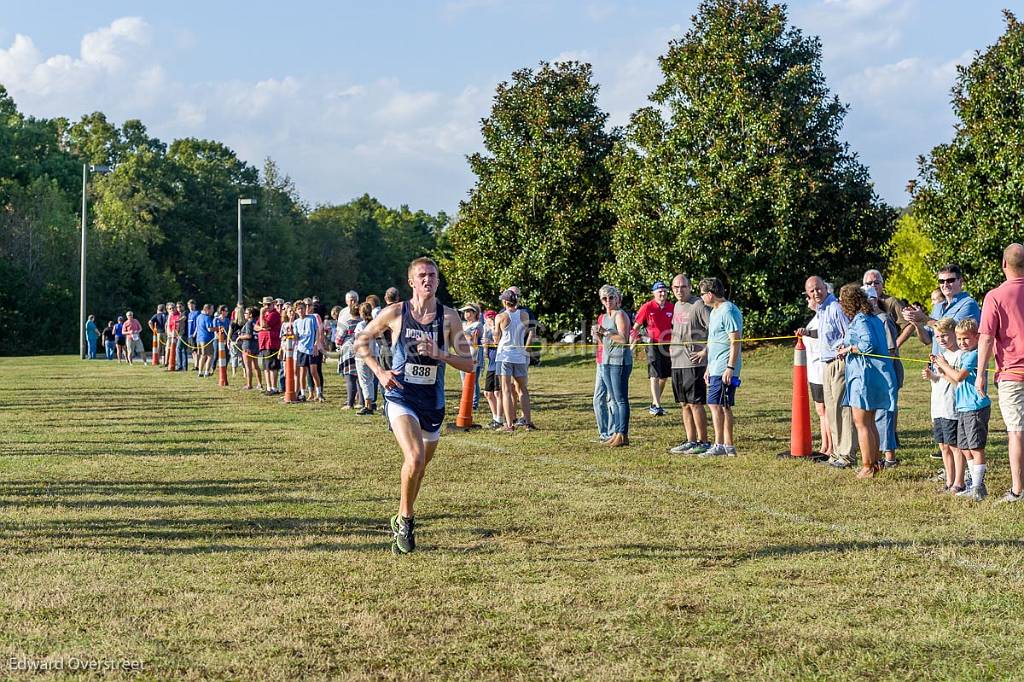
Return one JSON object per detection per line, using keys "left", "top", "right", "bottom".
{"left": 839, "top": 50, "right": 970, "bottom": 118}
{"left": 377, "top": 87, "right": 441, "bottom": 122}
{"left": 794, "top": 0, "right": 916, "bottom": 61}
{"left": 0, "top": 17, "right": 490, "bottom": 213}
{"left": 79, "top": 16, "right": 150, "bottom": 70}
{"left": 0, "top": 17, "right": 151, "bottom": 105}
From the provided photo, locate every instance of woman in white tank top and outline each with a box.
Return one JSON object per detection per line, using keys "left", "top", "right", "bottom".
{"left": 494, "top": 288, "right": 535, "bottom": 431}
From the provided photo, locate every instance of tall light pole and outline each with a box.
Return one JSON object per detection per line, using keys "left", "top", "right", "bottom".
{"left": 80, "top": 163, "right": 110, "bottom": 359}
{"left": 237, "top": 198, "right": 256, "bottom": 305}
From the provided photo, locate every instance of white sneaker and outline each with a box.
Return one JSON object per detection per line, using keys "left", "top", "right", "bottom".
{"left": 724, "top": 445, "right": 737, "bottom": 457}
{"left": 699, "top": 444, "right": 728, "bottom": 458}
{"left": 669, "top": 441, "right": 697, "bottom": 454}
{"left": 997, "top": 490, "right": 1024, "bottom": 504}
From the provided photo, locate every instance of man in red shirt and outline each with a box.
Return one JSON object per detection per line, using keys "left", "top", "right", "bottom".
{"left": 256, "top": 296, "right": 282, "bottom": 394}
{"left": 631, "top": 281, "right": 674, "bottom": 416}
{"left": 977, "top": 243, "right": 1024, "bottom": 503}
{"left": 167, "top": 303, "right": 183, "bottom": 370}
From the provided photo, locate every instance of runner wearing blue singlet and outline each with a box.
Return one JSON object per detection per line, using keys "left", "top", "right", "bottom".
{"left": 354, "top": 257, "right": 475, "bottom": 555}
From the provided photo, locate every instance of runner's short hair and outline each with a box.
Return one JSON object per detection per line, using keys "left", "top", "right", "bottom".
{"left": 408, "top": 256, "right": 438, "bottom": 276}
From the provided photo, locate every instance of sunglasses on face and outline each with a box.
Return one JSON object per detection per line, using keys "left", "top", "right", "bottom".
{"left": 938, "top": 277, "right": 958, "bottom": 285}
{"left": 865, "top": 280, "right": 882, "bottom": 286}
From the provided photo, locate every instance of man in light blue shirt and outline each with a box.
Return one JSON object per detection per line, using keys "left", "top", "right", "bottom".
{"left": 798, "top": 276, "right": 857, "bottom": 467}
{"left": 698, "top": 277, "right": 742, "bottom": 457}
{"left": 903, "top": 263, "right": 981, "bottom": 356}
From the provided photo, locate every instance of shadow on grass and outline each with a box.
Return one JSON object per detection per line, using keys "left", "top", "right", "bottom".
{"left": 743, "top": 538, "right": 1024, "bottom": 562}
{"left": 0, "top": 511, "right": 481, "bottom": 555}
{"left": 0, "top": 478, "right": 360, "bottom": 508}
{"left": 0, "top": 443, "right": 283, "bottom": 459}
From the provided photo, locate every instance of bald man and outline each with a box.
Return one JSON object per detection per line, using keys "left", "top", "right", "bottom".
{"left": 978, "top": 244, "right": 1024, "bottom": 503}
{"left": 796, "top": 276, "right": 858, "bottom": 467}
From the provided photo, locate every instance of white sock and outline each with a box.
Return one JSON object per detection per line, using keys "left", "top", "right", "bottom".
{"left": 974, "top": 463, "right": 986, "bottom": 488}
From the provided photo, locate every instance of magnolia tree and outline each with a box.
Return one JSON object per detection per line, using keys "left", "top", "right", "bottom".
{"left": 442, "top": 61, "right": 619, "bottom": 332}
{"left": 606, "top": 0, "right": 895, "bottom": 332}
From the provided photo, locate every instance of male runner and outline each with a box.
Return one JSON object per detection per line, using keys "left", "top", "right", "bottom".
{"left": 355, "top": 257, "right": 474, "bottom": 554}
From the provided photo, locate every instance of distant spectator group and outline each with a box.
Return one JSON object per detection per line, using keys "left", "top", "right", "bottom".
{"left": 85, "top": 243, "right": 1024, "bottom": 504}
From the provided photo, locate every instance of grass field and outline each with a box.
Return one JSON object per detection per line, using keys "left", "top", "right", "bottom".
{"left": 3, "top": 344, "right": 1024, "bottom": 679}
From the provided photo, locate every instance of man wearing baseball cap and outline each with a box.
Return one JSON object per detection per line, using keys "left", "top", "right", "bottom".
{"left": 631, "top": 281, "right": 674, "bottom": 416}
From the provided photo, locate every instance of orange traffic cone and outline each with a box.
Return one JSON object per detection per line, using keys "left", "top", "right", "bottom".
{"left": 777, "top": 336, "right": 817, "bottom": 459}
{"left": 448, "top": 371, "right": 482, "bottom": 431}
{"left": 217, "top": 328, "right": 229, "bottom": 387}
{"left": 150, "top": 324, "right": 160, "bottom": 366}
{"left": 283, "top": 335, "right": 298, "bottom": 403}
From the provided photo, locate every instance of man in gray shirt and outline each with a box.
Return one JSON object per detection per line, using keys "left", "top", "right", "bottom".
{"left": 668, "top": 273, "right": 712, "bottom": 455}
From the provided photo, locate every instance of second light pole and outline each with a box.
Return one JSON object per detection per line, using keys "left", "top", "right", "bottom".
{"left": 237, "top": 197, "right": 255, "bottom": 304}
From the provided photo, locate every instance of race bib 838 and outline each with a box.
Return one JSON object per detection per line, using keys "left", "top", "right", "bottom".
{"left": 404, "top": 363, "right": 438, "bottom": 385}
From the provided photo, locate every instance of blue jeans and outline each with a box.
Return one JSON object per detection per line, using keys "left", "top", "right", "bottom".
{"left": 104, "top": 341, "right": 115, "bottom": 360}
{"left": 87, "top": 337, "right": 97, "bottom": 359}
{"left": 593, "top": 366, "right": 612, "bottom": 439}
{"left": 601, "top": 363, "right": 632, "bottom": 436}
{"left": 176, "top": 339, "right": 189, "bottom": 371}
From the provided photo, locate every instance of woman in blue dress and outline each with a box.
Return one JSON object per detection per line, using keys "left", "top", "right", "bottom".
{"left": 837, "top": 284, "right": 897, "bottom": 479}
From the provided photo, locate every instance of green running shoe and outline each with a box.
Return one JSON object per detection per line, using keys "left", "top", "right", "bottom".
{"left": 390, "top": 514, "right": 416, "bottom": 555}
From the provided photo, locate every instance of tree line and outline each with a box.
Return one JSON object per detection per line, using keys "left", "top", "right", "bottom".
{"left": 0, "top": 101, "right": 446, "bottom": 355}
{"left": 2, "top": 0, "right": 1022, "bottom": 355}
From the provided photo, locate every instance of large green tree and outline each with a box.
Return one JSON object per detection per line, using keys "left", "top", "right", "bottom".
{"left": 911, "top": 10, "right": 1024, "bottom": 295}
{"left": 607, "top": 0, "right": 895, "bottom": 332}
{"left": 443, "top": 61, "right": 618, "bottom": 330}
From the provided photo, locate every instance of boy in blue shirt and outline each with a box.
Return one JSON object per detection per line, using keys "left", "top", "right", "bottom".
{"left": 933, "top": 318, "right": 991, "bottom": 501}
{"left": 292, "top": 301, "right": 323, "bottom": 402}
{"left": 698, "top": 277, "right": 743, "bottom": 457}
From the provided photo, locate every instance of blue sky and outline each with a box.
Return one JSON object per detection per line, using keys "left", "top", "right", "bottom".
{"left": 0, "top": 1, "right": 1011, "bottom": 214}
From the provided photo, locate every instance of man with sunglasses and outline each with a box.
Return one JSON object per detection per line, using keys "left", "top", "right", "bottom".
{"left": 902, "top": 264, "right": 981, "bottom": 354}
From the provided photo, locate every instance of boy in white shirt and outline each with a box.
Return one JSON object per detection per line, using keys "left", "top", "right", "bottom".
{"left": 923, "top": 318, "right": 964, "bottom": 492}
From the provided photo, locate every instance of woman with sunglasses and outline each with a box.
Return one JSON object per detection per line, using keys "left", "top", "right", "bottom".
{"left": 594, "top": 284, "right": 633, "bottom": 447}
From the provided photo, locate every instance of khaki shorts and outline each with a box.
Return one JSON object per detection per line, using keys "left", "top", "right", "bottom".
{"left": 998, "top": 380, "right": 1024, "bottom": 431}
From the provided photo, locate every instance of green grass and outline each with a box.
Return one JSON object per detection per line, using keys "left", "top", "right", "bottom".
{"left": 2, "top": 345, "right": 1024, "bottom": 679}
